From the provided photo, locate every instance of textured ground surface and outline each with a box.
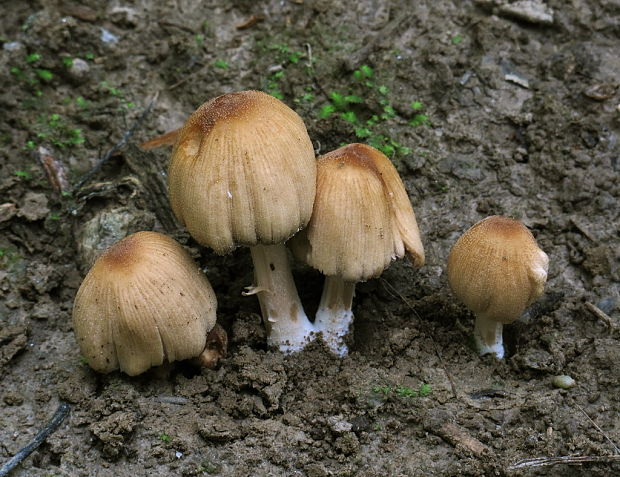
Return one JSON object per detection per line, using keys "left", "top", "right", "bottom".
{"left": 0, "top": 1, "right": 619, "bottom": 476}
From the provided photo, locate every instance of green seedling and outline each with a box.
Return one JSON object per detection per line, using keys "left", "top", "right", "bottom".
{"left": 214, "top": 59, "right": 229, "bottom": 69}
{"left": 159, "top": 433, "right": 171, "bottom": 442}
{"left": 62, "top": 57, "right": 74, "bottom": 67}
{"left": 26, "top": 53, "right": 41, "bottom": 63}
{"left": 451, "top": 34, "right": 463, "bottom": 45}
{"left": 14, "top": 170, "right": 31, "bottom": 179}
{"left": 372, "top": 383, "right": 432, "bottom": 399}
{"left": 372, "top": 385, "right": 392, "bottom": 396}
{"left": 35, "top": 69, "right": 53, "bottom": 81}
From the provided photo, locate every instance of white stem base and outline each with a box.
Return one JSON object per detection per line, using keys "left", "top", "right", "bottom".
{"left": 314, "top": 276, "right": 355, "bottom": 357}
{"left": 248, "top": 244, "right": 316, "bottom": 354}
{"left": 474, "top": 315, "right": 504, "bottom": 359}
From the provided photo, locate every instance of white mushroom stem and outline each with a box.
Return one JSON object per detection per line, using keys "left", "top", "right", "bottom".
{"left": 314, "top": 275, "right": 356, "bottom": 357}
{"left": 473, "top": 314, "right": 505, "bottom": 359}
{"left": 247, "top": 244, "right": 316, "bottom": 353}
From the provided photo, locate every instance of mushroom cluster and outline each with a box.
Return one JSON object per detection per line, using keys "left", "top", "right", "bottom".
{"left": 74, "top": 87, "right": 550, "bottom": 374}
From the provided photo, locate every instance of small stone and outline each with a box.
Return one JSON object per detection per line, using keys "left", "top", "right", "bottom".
{"left": 17, "top": 192, "right": 49, "bottom": 221}
{"left": 68, "top": 58, "right": 90, "bottom": 83}
{"left": 499, "top": 0, "right": 554, "bottom": 25}
{"left": 327, "top": 415, "right": 353, "bottom": 434}
{"left": 552, "top": 375, "right": 576, "bottom": 389}
{"left": 0, "top": 203, "right": 17, "bottom": 222}
{"left": 109, "top": 6, "right": 140, "bottom": 28}
{"left": 3, "top": 41, "right": 24, "bottom": 52}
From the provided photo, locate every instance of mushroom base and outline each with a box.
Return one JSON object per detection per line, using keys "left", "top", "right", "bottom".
{"left": 474, "top": 315, "right": 505, "bottom": 359}
{"left": 314, "top": 276, "right": 356, "bottom": 357}
{"left": 248, "top": 244, "right": 316, "bottom": 354}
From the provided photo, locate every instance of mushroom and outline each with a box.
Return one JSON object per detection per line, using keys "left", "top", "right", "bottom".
{"left": 290, "top": 143, "right": 425, "bottom": 356}
{"left": 72, "top": 231, "right": 219, "bottom": 376}
{"left": 446, "top": 215, "right": 549, "bottom": 359}
{"left": 167, "top": 90, "right": 317, "bottom": 353}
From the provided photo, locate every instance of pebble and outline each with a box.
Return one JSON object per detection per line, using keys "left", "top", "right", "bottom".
{"left": 552, "top": 375, "right": 576, "bottom": 389}
{"left": 68, "top": 58, "right": 90, "bottom": 82}
{"left": 499, "top": 0, "right": 554, "bottom": 25}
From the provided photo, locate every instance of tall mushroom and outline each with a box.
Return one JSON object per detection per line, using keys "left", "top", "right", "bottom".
{"left": 72, "top": 231, "right": 218, "bottom": 376}
{"left": 167, "top": 90, "right": 317, "bottom": 353}
{"left": 290, "top": 143, "right": 425, "bottom": 356}
{"left": 447, "top": 215, "right": 549, "bottom": 359}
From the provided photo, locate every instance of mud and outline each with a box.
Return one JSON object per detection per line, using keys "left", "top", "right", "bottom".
{"left": 0, "top": 1, "right": 619, "bottom": 476}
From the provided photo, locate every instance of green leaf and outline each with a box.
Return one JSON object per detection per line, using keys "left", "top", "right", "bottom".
{"left": 319, "top": 104, "right": 336, "bottom": 119}
{"left": 35, "top": 69, "right": 53, "bottom": 81}
{"left": 341, "top": 111, "right": 357, "bottom": 124}
{"left": 409, "top": 113, "right": 430, "bottom": 126}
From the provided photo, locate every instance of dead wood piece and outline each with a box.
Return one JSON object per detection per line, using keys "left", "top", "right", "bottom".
{"left": 35, "top": 146, "right": 70, "bottom": 195}
{"left": 585, "top": 302, "right": 615, "bottom": 329}
{"left": 236, "top": 15, "right": 263, "bottom": 30}
{"left": 435, "top": 423, "right": 491, "bottom": 457}
{"left": 139, "top": 128, "right": 180, "bottom": 150}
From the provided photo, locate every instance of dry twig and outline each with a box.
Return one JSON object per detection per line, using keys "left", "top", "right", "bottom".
{"left": 577, "top": 404, "right": 620, "bottom": 454}
{"left": 508, "top": 455, "right": 620, "bottom": 471}
{"left": 0, "top": 403, "right": 71, "bottom": 476}
{"left": 585, "top": 301, "right": 615, "bottom": 329}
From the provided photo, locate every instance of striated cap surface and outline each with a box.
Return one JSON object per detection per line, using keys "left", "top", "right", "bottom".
{"left": 168, "top": 90, "right": 316, "bottom": 254}
{"left": 290, "top": 143, "right": 424, "bottom": 282}
{"left": 447, "top": 216, "right": 549, "bottom": 324}
{"left": 72, "top": 231, "right": 217, "bottom": 376}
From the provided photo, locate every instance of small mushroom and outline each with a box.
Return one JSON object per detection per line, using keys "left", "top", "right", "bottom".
{"left": 290, "top": 143, "right": 424, "bottom": 356}
{"left": 447, "top": 216, "right": 549, "bottom": 359}
{"left": 72, "top": 231, "right": 218, "bottom": 376}
{"left": 168, "top": 90, "right": 317, "bottom": 353}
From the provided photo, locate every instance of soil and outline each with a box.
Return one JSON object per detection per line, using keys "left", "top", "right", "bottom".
{"left": 1, "top": 1, "right": 619, "bottom": 476}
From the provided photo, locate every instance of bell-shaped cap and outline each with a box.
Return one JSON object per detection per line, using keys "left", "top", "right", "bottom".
{"left": 72, "top": 231, "right": 217, "bottom": 376}
{"left": 168, "top": 90, "right": 316, "bottom": 254}
{"left": 447, "top": 216, "right": 549, "bottom": 324}
{"left": 290, "top": 143, "right": 424, "bottom": 282}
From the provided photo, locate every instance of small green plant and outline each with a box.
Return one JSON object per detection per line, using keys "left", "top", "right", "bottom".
{"left": 451, "top": 34, "right": 464, "bottom": 45}
{"left": 26, "top": 52, "right": 41, "bottom": 63}
{"left": 372, "top": 383, "right": 432, "bottom": 399}
{"left": 316, "top": 65, "right": 415, "bottom": 157}
{"left": 372, "top": 385, "right": 392, "bottom": 396}
{"left": 409, "top": 101, "right": 431, "bottom": 127}
{"left": 14, "top": 170, "right": 31, "bottom": 179}
{"left": 159, "top": 433, "right": 171, "bottom": 442}
{"left": 29, "top": 113, "right": 85, "bottom": 149}
{"left": 62, "top": 57, "right": 74, "bottom": 67}
{"left": 79, "top": 356, "right": 89, "bottom": 365}
{"left": 35, "top": 69, "right": 53, "bottom": 81}
{"left": 214, "top": 59, "right": 229, "bottom": 69}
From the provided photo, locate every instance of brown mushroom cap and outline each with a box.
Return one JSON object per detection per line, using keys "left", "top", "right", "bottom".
{"left": 72, "top": 231, "right": 217, "bottom": 376}
{"left": 168, "top": 90, "right": 316, "bottom": 255}
{"left": 290, "top": 143, "right": 424, "bottom": 282}
{"left": 447, "top": 216, "right": 549, "bottom": 324}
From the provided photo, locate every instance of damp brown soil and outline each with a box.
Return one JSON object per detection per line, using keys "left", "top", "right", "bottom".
{"left": 1, "top": 1, "right": 619, "bottom": 476}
